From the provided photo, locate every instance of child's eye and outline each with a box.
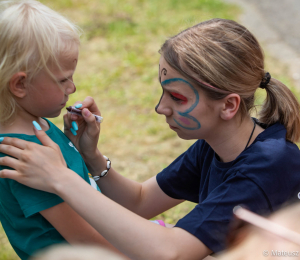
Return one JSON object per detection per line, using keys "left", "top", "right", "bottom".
{"left": 60, "top": 78, "right": 68, "bottom": 83}
{"left": 170, "top": 92, "right": 188, "bottom": 103}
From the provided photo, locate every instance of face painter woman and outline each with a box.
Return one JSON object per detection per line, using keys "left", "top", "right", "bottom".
{"left": 1, "top": 18, "right": 300, "bottom": 260}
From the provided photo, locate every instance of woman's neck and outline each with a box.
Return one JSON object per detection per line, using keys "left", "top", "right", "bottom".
{"left": 206, "top": 117, "right": 264, "bottom": 163}
{"left": 0, "top": 110, "right": 49, "bottom": 135}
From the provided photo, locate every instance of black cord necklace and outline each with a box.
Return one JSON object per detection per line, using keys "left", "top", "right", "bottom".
{"left": 244, "top": 119, "right": 256, "bottom": 149}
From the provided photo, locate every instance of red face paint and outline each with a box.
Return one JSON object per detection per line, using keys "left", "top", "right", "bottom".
{"left": 179, "top": 117, "right": 191, "bottom": 125}
{"left": 170, "top": 92, "right": 188, "bottom": 104}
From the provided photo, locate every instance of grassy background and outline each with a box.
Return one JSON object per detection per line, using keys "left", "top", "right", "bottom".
{"left": 1, "top": 0, "right": 298, "bottom": 259}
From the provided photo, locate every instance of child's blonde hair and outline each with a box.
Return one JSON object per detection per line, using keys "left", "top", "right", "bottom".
{"left": 160, "top": 18, "right": 300, "bottom": 143}
{"left": 0, "top": 0, "right": 81, "bottom": 124}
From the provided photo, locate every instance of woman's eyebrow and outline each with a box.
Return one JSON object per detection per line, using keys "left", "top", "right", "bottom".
{"left": 161, "top": 78, "right": 189, "bottom": 86}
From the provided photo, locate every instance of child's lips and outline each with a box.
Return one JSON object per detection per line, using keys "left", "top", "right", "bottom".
{"left": 61, "top": 99, "right": 69, "bottom": 106}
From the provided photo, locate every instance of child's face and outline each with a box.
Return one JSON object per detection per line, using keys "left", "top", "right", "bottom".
{"left": 23, "top": 47, "right": 79, "bottom": 118}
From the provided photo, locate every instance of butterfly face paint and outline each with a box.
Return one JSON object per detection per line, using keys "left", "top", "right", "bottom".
{"left": 161, "top": 78, "right": 201, "bottom": 130}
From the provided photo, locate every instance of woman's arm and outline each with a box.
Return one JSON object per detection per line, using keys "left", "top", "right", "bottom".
{"left": 40, "top": 202, "right": 129, "bottom": 259}
{"left": 0, "top": 129, "right": 212, "bottom": 259}
{"left": 96, "top": 166, "right": 183, "bottom": 218}
{"left": 55, "top": 173, "right": 212, "bottom": 260}
{"left": 63, "top": 98, "right": 183, "bottom": 217}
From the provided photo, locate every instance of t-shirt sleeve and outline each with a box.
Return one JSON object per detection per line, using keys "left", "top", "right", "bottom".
{"left": 8, "top": 179, "right": 63, "bottom": 218}
{"left": 0, "top": 147, "right": 64, "bottom": 218}
{"left": 174, "top": 171, "right": 270, "bottom": 253}
{"left": 156, "top": 140, "right": 211, "bottom": 203}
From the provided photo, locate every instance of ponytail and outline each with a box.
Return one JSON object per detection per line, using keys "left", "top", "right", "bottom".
{"left": 259, "top": 78, "right": 300, "bottom": 143}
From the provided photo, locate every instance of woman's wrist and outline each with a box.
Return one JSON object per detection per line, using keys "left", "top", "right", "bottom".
{"left": 81, "top": 148, "right": 100, "bottom": 163}
{"left": 83, "top": 149, "right": 108, "bottom": 176}
{"left": 53, "top": 168, "right": 81, "bottom": 195}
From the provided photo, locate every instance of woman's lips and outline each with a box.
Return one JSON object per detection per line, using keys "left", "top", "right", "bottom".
{"left": 169, "top": 124, "right": 178, "bottom": 130}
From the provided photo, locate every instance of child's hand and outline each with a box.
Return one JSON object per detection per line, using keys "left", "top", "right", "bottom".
{"left": 64, "top": 96, "right": 101, "bottom": 162}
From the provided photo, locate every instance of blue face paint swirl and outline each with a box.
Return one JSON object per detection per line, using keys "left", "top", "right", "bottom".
{"left": 161, "top": 78, "right": 201, "bottom": 130}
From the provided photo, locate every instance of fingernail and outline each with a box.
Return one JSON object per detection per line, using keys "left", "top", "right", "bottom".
{"left": 72, "top": 121, "right": 78, "bottom": 131}
{"left": 70, "top": 128, "right": 77, "bottom": 136}
{"left": 0, "top": 137, "right": 4, "bottom": 143}
{"left": 32, "top": 121, "right": 42, "bottom": 130}
{"left": 75, "top": 104, "right": 82, "bottom": 108}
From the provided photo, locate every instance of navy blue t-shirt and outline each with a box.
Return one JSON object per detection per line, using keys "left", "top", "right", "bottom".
{"left": 156, "top": 121, "right": 300, "bottom": 253}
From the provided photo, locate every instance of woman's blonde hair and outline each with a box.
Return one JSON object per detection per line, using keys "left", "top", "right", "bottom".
{"left": 159, "top": 18, "right": 300, "bottom": 143}
{"left": 0, "top": 0, "right": 81, "bottom": 124}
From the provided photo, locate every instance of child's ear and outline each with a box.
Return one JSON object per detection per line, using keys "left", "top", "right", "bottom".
{"left": 220, "top": 93, "right": 241, "bottom": 120}
{"left": 9, "top": 72, "right": 27, "bottom": 98}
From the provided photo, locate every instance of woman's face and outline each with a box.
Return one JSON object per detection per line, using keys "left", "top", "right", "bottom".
{"left": 156, "top": 56, "right": 220, "bottom": 140}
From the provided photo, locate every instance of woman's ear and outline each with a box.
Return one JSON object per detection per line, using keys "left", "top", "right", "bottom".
{"left": 220, "top": 93, "right": 241, "bottom": 120}
{"left": 9, "top": 72, "right": 27, "bottom": 98}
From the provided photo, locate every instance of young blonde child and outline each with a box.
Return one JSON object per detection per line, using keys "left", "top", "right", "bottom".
{"left": 0, "top": 1, "right": 122, "bottom": 259}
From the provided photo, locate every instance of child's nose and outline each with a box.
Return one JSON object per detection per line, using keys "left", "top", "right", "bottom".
{"left": 66, "top": 81, "right": 76, "bottom": 95}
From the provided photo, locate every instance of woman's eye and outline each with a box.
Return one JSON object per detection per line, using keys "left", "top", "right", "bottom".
{"left": 170, "top": 92, "right": 188, "bottom": 103}
{"left": 170, "top": 94, "right": 181, "bottom": 101}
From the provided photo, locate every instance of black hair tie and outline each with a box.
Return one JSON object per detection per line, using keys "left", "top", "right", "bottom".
{"left": 260, "top": 72, "right": 271, "bottom": 89}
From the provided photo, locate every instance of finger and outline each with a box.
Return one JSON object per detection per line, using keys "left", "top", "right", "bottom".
{"left": 0, "top": 169, "right": 22, "bottom": 181}
{"left": 71, "top": 121, "right": 78, "bottom": 131}
{"left": 63, "top": 113, "right": 72, "bottom": 131}
{"left": 0, "top": 137, "right": 27, "bottom": 150}
{"left": 64, "top": 110, "right": 80, "bottom": 121}
{"left": 33, "top": 126, "right": 67, "bottom": 167}
{"left": 64, "top": 103, "right": 83, "bottom": 122}
{"left": 63, "top": 114, "right": 76, "bottom": 140}
{"left": 33, "top": 122, "right": 57, "bottom": 148}
{"left": 0, "top": 144, "right": 23, "bottom": 159}
{"left": 70, "top": 114, "right": 80, "bottom": 121}
{"left": 81, "top": 108, "right": 100, "bottom": 136}
{"left": 81, "top": 96, "right": 101, "bottom": 116}
{"left": 0, "top": 156, "right": 19, "bottom": 170}
{"left": 74, "top": 102, "right": 82, "bottom": 109}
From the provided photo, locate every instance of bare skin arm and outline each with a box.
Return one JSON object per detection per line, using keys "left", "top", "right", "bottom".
{"left": 55, "top": 173, "right": 212, "bottom": 260}
{"left": 63, "top": 98, "right": 184, "bottom": 217}
{"left": 40, "top": 202, "right": 129, "bottom": 259}
{"left": 95, "top": 165, "right": 184, "bottom": 218}
{"left": 0, "top": 134, "right": 212, "bottom": 260}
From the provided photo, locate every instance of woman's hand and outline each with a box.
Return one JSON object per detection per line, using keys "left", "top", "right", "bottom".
{"left": 0, "top": 127, "right": 73, "bottom": 194}
{"left": 64, "top": 96, "right": 101, "bottom": 163}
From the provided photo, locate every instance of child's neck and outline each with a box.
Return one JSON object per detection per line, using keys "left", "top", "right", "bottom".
{"left": 0, "top": 110, "right": 49, "bottom": 135}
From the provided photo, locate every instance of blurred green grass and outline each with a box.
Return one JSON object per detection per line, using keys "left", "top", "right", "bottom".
{"left": 3, "top": 0, "right": 298, "bottom": 259}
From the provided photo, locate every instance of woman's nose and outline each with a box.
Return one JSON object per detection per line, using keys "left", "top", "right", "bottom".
{"left": 155, "top": 92, "right": 172, "bottom": 116}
